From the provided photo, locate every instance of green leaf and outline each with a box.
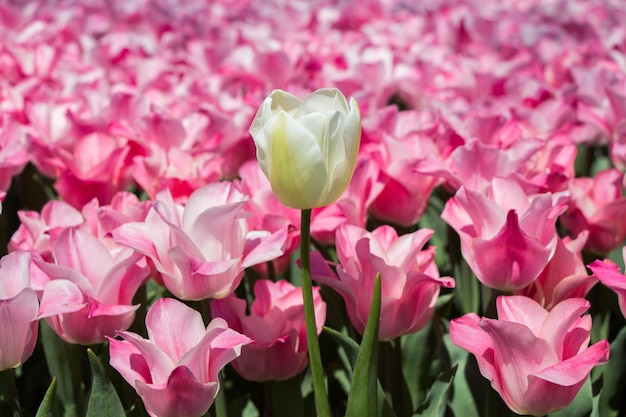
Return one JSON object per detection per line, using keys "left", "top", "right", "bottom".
{"left": 36, "top": 378, "right": 59, "bottom": 417}
{"left": 549, "top": 376, "right": 592, "bottom": 417}
{"left": 40, "top": 321, "right": 84, "bottom": 417}
{"left": 322, "top": 326, "right": 359, "bottom": 371}
{"left": 442, "top": 333, "right": 480, "bottom": 417}
{"left": 85, "top": 349, "right": 126, "bottom": 417}
{"left": 401, "top": 321, "right": 436, "bottom": 409}
{"left": 413, "top": 366, "right": 457, "bottom": 417}
{"left": 598, "top": 326, "right": 626, "bottom": 416}
{"left": 345, "top": 273, "right": 381, "bottom": 417}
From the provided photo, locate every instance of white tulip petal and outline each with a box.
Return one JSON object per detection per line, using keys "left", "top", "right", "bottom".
{"left": 265, "top": 112, "right": 327, "bottom": 209}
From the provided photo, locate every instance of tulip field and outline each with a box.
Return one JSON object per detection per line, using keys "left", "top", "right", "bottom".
{"left": 2, "top": 0, "right": 626, "bottom": 416}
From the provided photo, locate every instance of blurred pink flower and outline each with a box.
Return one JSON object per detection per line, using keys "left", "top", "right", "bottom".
{"left": 0, "top": 251, "right": 39, "bottom": 370}
{"left": 211, "top": 279, "right": 325, "bottom": 381}
{"left": 451, "top": 296, "right": 610, "bottom": 416}
{"left": 33, "top": 228, "right": 150, "bottom": 345}
{"left": 311, "top": 224, "right": 454, "bottom": 341}
{"left": 109, "top": 298, "right": 250, "bottom": 417}
{"left": 588, "top": 247, "right": 626, "bottom": 320}
{"left": 112, "top": 182, "right": 286, "bottom": 300}
{"left": 441, "top": 178, "right": 568, "bottom": 290}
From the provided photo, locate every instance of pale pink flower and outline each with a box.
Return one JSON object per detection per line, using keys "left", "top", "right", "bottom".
{"left": 311, "top": 224, "right": 454, "bottom": 341}
{"left": 211, "top": 279, "right": 325, "bottom": 381}
{"left": 109, "top": 298, "right": 250, "bottom": 417}
{"left": 517, "top": 232, "right": 597, "bottom": 310}
{"left": 451, "top": 296, "right": 610, "bottom": 416}
{"left": 112, "top": 182, "right": 286, "bottom": 300}
{"left": 588, "top": 247, "right": 626, "bottom": 320}
{"left": 33, "top": 228, "right": 150, "bottom": 345}
{"left": 0, "top": 251, "right": 39, "bottom": 370}
{"left": 9, "top": 200, "right": 84, "bottom": 260}
{"left": 441, "top": 178, "right": 569, "bottom": 290}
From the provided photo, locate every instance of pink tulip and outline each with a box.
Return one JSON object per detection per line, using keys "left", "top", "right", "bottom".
{"left": 518, "top": 232, "right": 597, "bottom": 310}
{"left": 311, "top": 224, "right": 454, "bottom": 341}
{"left": 588, "top": 247, "right": 626, "bottom": 319}
{"left": 450, "top": 296, "right": 610, "bottom": 416}
{"left": 238, "top": 160, "right": 300, "bottom": 276}
{"left": 0, "top": 251, "right": 39, "bottom": 370}
{"left": 211, "top": 279, "right": 325, "bottom": 381}
{"left": 112, "top": 182, "right": 286, "bottom": 300}
{"left": 560, "top": 168, "right": 626, "bottom": 254}
{"left": 33, "top": 228, "right": 150, "bottom": 345}
{"left": 9, "top": 200, "right": 84, "bottom": 260}
{"left": 441, "top": 178, "right": 568, "bottom": 290}
{"left": 109, "top": 298, "right": 250, "bottom": 417}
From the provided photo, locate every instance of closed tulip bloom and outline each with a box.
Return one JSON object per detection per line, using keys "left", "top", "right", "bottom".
{"left": 109, "top": 298, "right": 250, "bottom": 417}
{"left": 0, "top": 251, "right": 39, "bottom": 370}
{"left": 249, "top": 88, "right": 361, "bottom": 209}
{"left": 450, "top": 296, "right": 609, "bottom": 416}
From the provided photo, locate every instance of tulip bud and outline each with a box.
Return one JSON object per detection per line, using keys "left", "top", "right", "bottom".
{"left": 249, "top": 88, "right": 361, "bottom": 209}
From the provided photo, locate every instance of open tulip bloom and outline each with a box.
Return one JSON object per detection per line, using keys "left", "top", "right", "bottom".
{"left": 4, "top": 2, "right": 626, "bottom": 417}
{"left": 450, "top": 296, "right": 609, "bottom": 416}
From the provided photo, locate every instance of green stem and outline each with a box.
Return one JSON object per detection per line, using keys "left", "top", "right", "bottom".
{"left": 214, "top": 372, "right": 228, "bottom": 417}
{"left": 0, "top": 368, "right": 22, "bottom": 417}
{"left": 300, "top": 209, "right": 332, "bottom": 417}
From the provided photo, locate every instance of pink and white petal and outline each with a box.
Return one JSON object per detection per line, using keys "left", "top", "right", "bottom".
{"left": 117, "top": 331, "right": 176, "bottom": 385}
{"left": 539, "top": 298, "right": 591, "bottom": 356}
{"left": 53, "top": 228, "right": 112, "bottom": 286}
{"left": 179, "top": 322, "right": 250, "bottom": 383}
{"left": 108, "top": 337, "right": 153, "bottom": 386}
{"left": 496, "top": 296, "right": 547, "bottom": 336}
{"left": 136, "top": 366, "right": 218, "bottom": 417}
{"left": 146, "top": 298, "right": 207, "bottom": 362}
{"left": 38, "top": 280, "right": 86, "bottom": 319}
{"left": 242, "top": 228, "right": 287, "bottom": 268}
{"left": 0, "top": 289, "right": 39, "bottom": 369}
{"left": 449, "top": 314, "right": 499, "bottom": 385}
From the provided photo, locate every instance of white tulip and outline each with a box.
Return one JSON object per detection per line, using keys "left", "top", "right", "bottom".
{"left": 249, "top": 88, "right": 361, "bottom": 209}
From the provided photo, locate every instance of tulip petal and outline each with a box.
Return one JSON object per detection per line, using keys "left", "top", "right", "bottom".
{"left": 145, "top": 298, "right": 207, "bottom": 363}
{"left": 496, "top": 296, "right": 547, "bottom": 336}
{"left": 135, "top": 366, "right": 218, "bottom": 417}
{"left": 0, "top": 289, "right": 39, "bottom": 369}
{"left": 264, "top": 111, "right": 326, "bottom": 209}
{"left": 473, "top": 210, "right": 551, "bottom": 290}
{"left": 38, "top": 280, "right": 86, "bottom": 318}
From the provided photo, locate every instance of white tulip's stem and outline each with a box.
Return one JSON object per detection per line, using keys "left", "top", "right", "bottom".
{"left": 300, "top": 208, "right": 332, "bottom": 417}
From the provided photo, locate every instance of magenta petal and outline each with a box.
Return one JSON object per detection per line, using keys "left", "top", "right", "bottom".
{"left": 136, "top": 366, "right": 218, "bottom": 417}
{"left": 473, "top": 210, "right": 551, "bottom": 290}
